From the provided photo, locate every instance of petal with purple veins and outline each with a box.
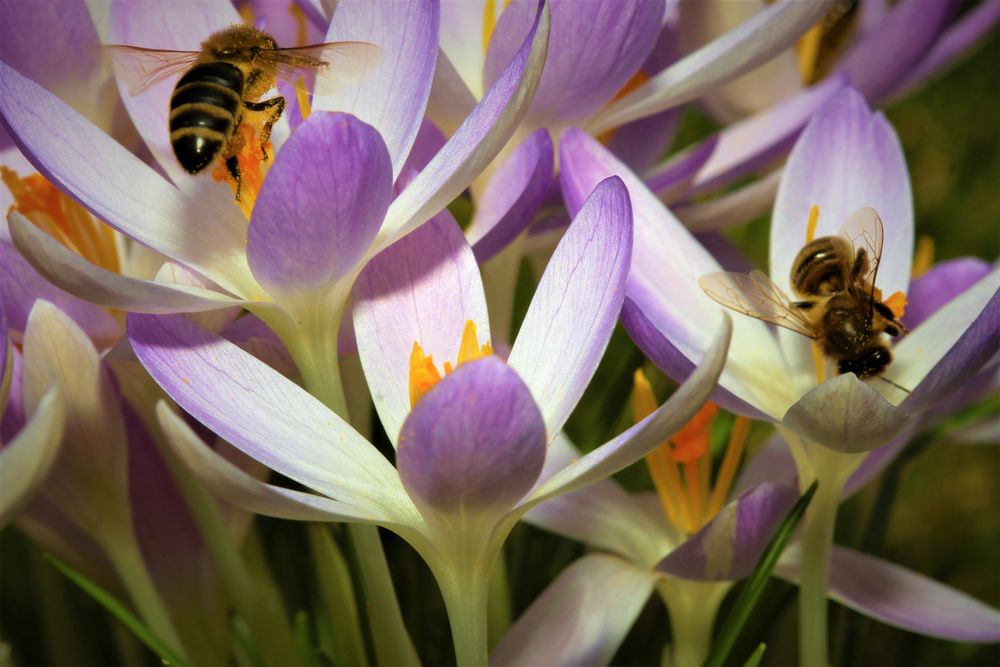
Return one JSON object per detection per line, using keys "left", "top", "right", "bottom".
{"left": 904, "top": 258, "right": 992, "bottom": 330}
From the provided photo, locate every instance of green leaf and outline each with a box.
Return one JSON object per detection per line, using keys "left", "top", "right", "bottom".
{"left": 702, "top": 481, "right": 818, "bottom": 667}
{"left": 44, "top": 554, "right": 189, "bottom": 667}
{"left": 741, "top": 643, "right": 766, "bottom": 667}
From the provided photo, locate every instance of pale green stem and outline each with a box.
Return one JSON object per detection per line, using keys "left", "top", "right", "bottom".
{"left": 438, "top": 561, "right": 491, "bottom": 667}
{"left": 308, "top": 524, "right": 371, "bottom": 667}
{"left": 659, "top": 579, "right": 731, "bottom": 667}
{"left": 486, "top": 549, "right": 512, "bottom": 650}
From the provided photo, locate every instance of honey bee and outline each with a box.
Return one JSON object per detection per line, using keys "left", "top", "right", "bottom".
{"left": 108, "top": 25, "right": 377, "bottom": 199}
{"left": 700, "top": 207, "right": 909, "bottom": 383}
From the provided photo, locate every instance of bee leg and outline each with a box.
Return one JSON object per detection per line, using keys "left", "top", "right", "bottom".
{"left": 244, "top": 96, "right": 285, "bottom": 161}
{"left": 226, "top": 155, "right": 242, "bottom": 201}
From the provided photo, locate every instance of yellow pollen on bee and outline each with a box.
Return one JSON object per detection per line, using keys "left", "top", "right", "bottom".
{"left": 211, "top": 124, "right": 271, "bottom": 219}
{"left": 885, "top": 291, "right": 908, "bottom": 320}
{"left": 408, "top": 320, "right": 493, "bottom": 407}
{"left": 1, "top": 167, "right": 121, "bottom": 275}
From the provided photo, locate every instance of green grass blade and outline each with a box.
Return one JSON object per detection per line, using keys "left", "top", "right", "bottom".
{"left": 703, "top": 481, "right": 818, "bottom": 667}
{"left": 741, "top": 643, "right": 766, "bottom": 667}
{"left": 44, "top": 554, "right": 189, "bottom": 667}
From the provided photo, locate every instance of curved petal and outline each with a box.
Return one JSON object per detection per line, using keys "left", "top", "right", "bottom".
{"left": 313, "top": 0, "right": 439, "bottom": 179}
{"left": 778, "top": 544, "right": 1000, "bottom": 642}
{"left": 8, "top": 214, "right": 242, "bottom": 315}
{"left": 439, "top": 0, "right": 498, "bottom": 98}
{"left": 587, "top": 0, "right": 840, "bottom": 134}
{"left": 425, "top": 50, "right": 478, "bottom": 137}
{"left": 247, "top": 113, "right": 393, "bottom": 295}
{"left": 771, "top": 87, "right": 913, "bottom": 298}
{"left": 521, "top": 315, "right": 730, "bottom": 508}
{"left": 375, "top": 1, "right": 550, "bottom": 251}
{"left": 126, "top": 312, "right": 408, "bottom": 518}
{"left": 354, "top": 211, "right": 489, "bottom": 447}
{"left": 483, "top": 0, "right": 662, "bottom": 128}
{"left": 398, "top": 357, "right": 546, "bottom": 519}
{"left": 241, "top": 0, "right": 326, "bottom": 48}
{"left": 904, "top": 258, "right": 992, "bottom": 330}
{"left": 491, "top": 554, "right": 657, "bottom": 667}
{"left": 467, "top": 129, "right": 554, "bottom": 263}
{"left": 656, "top": 482, "right": 800, "bottom": 581}
{"left": 0, "top": 387, "right": 64, "bottom": 528}
{"left": 508, "top": 176, "right": 632, "bottom": 436}
{"left": 0, "top": 62, "right": 254, "bottom": 296}
{"left": 781, "top": 374, "right": 910, "bottom": 453}
{"left": 673, "top": 169, "right": 782, "bottom": 232}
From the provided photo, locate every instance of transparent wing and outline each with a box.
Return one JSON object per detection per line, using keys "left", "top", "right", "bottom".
{"left": 105, "top": 45, "right": 201, "bottom": 95}
{"left": 264, "top": 41, "right": 380, "bottom": 86}
{"left": 699, "top": 270, "right": 818, "bottom": 339}
{"left": 837, "top": 206, "right": 884, "bottom": 289}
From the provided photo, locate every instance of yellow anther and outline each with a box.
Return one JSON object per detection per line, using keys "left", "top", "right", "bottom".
{"left": 289, "top": 3, "right": 308, "bottom": 47}
{"left": 797, "top": 23, "right": 824, "bottom": 84}
{"left": 482, "top": 0, "right": 499, "bottom": 56}
{"left": 806, "top": 204, "right": 820, "bottom": 243}
{"left": 295, "top": 77, "right": 313, "bottom": 122}
{"left": 237, "top": 2, "right": 256, "bottom": 26}
{"left": 912, "top": 235, "right": 935, "bottom": 278}
{"left": 408, "top": 320, "right": 492, "bottom": 407}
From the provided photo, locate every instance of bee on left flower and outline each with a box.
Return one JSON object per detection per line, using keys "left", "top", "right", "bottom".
{"left": 108, "top": 25, "right": 377, "bottom": 200}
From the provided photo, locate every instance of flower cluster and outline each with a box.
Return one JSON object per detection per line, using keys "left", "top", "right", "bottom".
{"left": 1, "top": 1, "right": 998, "bottom": 666}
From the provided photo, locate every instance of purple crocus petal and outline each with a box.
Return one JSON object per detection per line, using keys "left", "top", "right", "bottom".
{"left": 313, "top": 0, "right": 438, "bottom": 179}
{"left": 0, "top": 63, "right": 253, "bottom": 295}
{"left": 240, "top": 0, "right": 326, "bottom": 47}
{"left": 1, "top": 238, "right": 121, "bottom": 346}
{"left": 375, "top": 2, "right": 550, "bottom": 250}
{"left": 247, "top": 113, "right": 392, "bottom": 294}
{"left": 696, "top": 233, "right": 755, "bottom": 274}
{"left": 778, "top": 544, "right": 1000, "bottom": 642}
{"left": 108, "top": 0, "right": 241, "bottom": 186}
{"left": 221, "top": 315, "right": 298, "bottom": 377}
{"left": 354, "top": 211, "right": 489, "bottom": 447}
{"left": 523, "top": 315, "right": 730, "bottom": 507}
{"left": 398, "top": 357, "right": 546, "bottom": 518}
{"left": 771, "top": 87, "right": 913, "bottom": 298}
{"left": 559, "top": 128, "right": 792, "bottom": 419}
{"left": 491, "top": 554, "right": 657, "bottom": 667}
{"left": 838, "top": 0, "right": 955, "bottom": 104}
{"left": 895, "top": 269, "right": 1000, "bottom": 413}
{"left": 890, "top": 0, "right": 1000, "bottom": 98}
{"left": 156, "top": 404, "right": 393, "bottom": 526}
{"left": 904, "top": 258, "right": 992, "bottom": 330}
{"left": 400, "top": 120, "right": 447, "bottom": 177}
{"left": 607, "top": 108, "right": 681, "bottom": 175}
{"left": 468, "top": 129, "right": 554, "bottom": 263}
{"left": 483, "top": 0, "right": 662, "bottom": 128}
{"left": 731, "top": 434, "right": 797, "bottom": 497}
{"left": 783, "top": 374, "right": 910, "bottom": 453}
{"left": 8, "top": 214, "right": 243, "bottom": 318}
{"left": 0, "top": 388, "right": 63, "bottom": 528}
{"left": 674, "top": 170, "right": 782, "bottom": 232}
{"left": 643, "top": 137, "right": 718, "bottom": 200}
{"left": 127, "top": 312, "right": 408, "bottom": 518}
{"left": 507, "top": 177, "right": 632, "bottom": 437}
{"left": 425, "top": 50, "right": 479, "bottom": 137}
{"left": 657, "top": 482, "right": 800, "bottom": 581}
{"left": 587, "top": 0, "right": 840, "bottom": 134}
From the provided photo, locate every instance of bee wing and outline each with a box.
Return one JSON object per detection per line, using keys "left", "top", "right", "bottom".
{"left": 838, "top": 206, "right": 884, "bottom": 288}
{"left": 105, "top": 45, "right": 201, "bottom": 95}
{"left": 699, "top": 270, "right": 819, "bottom": 339}
{"left": 262, "top": 41, "right": 381, "bottom": 87}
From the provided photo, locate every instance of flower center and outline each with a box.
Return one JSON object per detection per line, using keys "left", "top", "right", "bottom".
{"left": 633, "top": 369, "right": 750, "bottom": 536}
{"left": 1, "top": 167, "right": 121, "bottom": 274}
{"left": 409, "top": 320, "right": 493, "bottom": 407}
{"left": 211, "top": 123, "right": 272, "bottom": 219}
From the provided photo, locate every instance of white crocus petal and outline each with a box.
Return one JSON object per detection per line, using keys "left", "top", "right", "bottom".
{"left": 9, "top": 213, "right": 246, "bottom": 314}
{"left": 586, "top": 0, "right": 839, "bottom": 134}
{"left": 0, "top": 388, "right": 64, "bottom": 528}
{"left": 426, "top": 49, "right": 479, "bottom": 136}
{"left": 440, "top": 0, "right": 497, "bottom": 98}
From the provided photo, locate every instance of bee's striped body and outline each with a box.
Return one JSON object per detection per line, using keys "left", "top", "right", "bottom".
{"left": 169, "top": 62, "right": 245, "bottom": 174}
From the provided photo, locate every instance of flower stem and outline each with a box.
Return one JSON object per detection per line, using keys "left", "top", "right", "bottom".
{"left": 659, "top": 579, "right": 730, "bottom": 667}
{"left": 438, "top": 562, "right": 491, "bottom": 667}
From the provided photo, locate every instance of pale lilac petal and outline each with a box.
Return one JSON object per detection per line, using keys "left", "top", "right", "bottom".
{"left": 657, "top": 482, "right": 799, "bottom": 581}
{"left": 559, "top": 128, "right": 793, "bottom": 419}
{"left": 782, "top": 374, "right": 910, "bottom": 453}
{"left": 439, "top": 0, "right": 497, "bottom": 98}
{"left": 0, "top": 388, "right": 63, "bottom": 528}
{"left": 674, "top": 169, "right": 782, "bottom": 232}
{"left": 771, "top": 87, "right": 913, "bottom": 299}
{"left": 221, "top": 315, "right": 298, "bottom": 377}
{"left": 247, "top": 113, "right": 392, "bottom": 294}
{"left": 375, "top": 2, "right": 550, "bottom": 250}
{"left": 8, "top": 214, "right": 242, "bottom": 317}
{"left": 0, "top": 63, "right": 253, "bottom": 295}
{"left": 400, "top": 120, "right": 447, "bottom": 177}
{"left": 522, "top": 315, "right": 730, "bottom": 507}
{"left": 491, "top": 554, "right": 657, "bottom": 667}
{"left": 467, "top": 129, "right": 554, "bottom": 263}
{"left": 425, "top": 50, "right": 478, "bottom": 137}
{"left": 607, "top": 108, "right": 681, "bottom": 175}
{"left": 240, "top": 0, "right": 326, "bottom": 47}
{"left": 642, "top": 137, "right": 718, "bottom": 201}
{"left": 904, "top": 258, "right": 992, "bottom": 330}
{"left": 354, "top": 211, "right": 489, "bottom": 447}
{"left": 156, "top": 404, "right": 395, "bottom": 526}
{"left": 1, "top": 238, "right": 121, "bottom": 346}
{"left": 778, "top": 545, "right": 1000, "bottom": 642}
{"left": 587, "top": 0, "right": 840, "bottom": 134}
{"left": 731, "top": 434, "right": 797, "bottom": 497}
{"left": 398, "top": 357, "right": 546, "bottom": 518}
{"left": 507, "top": 177, "right": 632, "bottom": 437}
{"left": 483, "top": 0, "right": 662, "bottom": 128}
{"left": 127, "top": 312, "right": 409, "bottom": 518}
{"left": 313, "top": 0, "right": 438, "bottom": 178}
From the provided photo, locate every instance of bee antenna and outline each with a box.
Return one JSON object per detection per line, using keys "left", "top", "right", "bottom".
{"left": 877, "top": 376, "right": 911, "bottom": 394}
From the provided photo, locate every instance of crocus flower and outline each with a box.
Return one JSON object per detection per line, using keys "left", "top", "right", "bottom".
{"left": 127, "top": 176, "right": 733, "bottom": 665}
{"left": 559, "top": 86, "right": 999, "bottom": 667}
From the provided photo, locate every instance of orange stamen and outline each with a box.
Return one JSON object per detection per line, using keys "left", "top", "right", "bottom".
{"left": 211, "top": 124, "right": 271, "bottom": 219}
{"left": 706, "top": 416, "right": 750, "bottom": 519}
{"left": 667, "top": 402, "right": 717, "bottom": 464}
{"left": 885, "top": 291, "right": 907, "bottom": 320}
{"left": 796, "top": 23, "right": 824, "bottom": 84}
{"left": 409, "top": 320, "right": 492, "bottom": 407}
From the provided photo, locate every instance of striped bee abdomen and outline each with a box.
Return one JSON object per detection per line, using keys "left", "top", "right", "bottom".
{"left": 790, "top": 236, "right": 853, "bottom": 298}
{"left": 169, "top": 62, "right": 244, "bottom": 174}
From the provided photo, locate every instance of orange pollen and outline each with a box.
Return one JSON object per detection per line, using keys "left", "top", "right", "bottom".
{"left": 1, "top": 167, "right": 120, "bottom": 274}
{"left": 885, "top": 291, "right": 907, "bottom": 319}
{"left": 409, "top": 320, "right": 493, "bottom": 407}
{"left": 212, "top": 123, "right": 271, "bottom": 219}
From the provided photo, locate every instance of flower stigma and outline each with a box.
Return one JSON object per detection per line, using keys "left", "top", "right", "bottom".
{"left": 409, "top": 320, "right": 493, "bottom": 407}
{"left": 632, "top": 370, "right": 750, "bottom": 536}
